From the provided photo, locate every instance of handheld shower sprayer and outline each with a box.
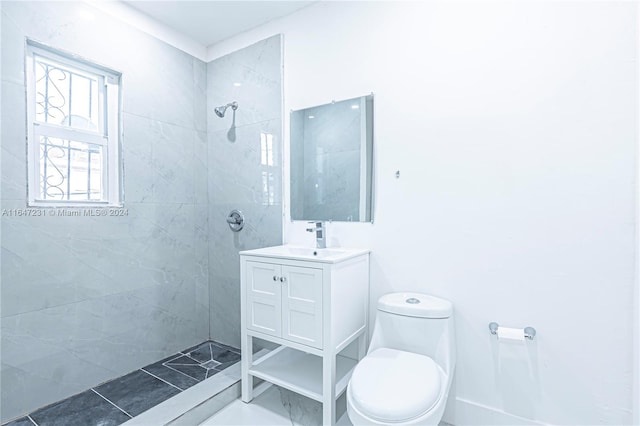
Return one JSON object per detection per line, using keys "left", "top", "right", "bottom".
{"left": 214, "top": 101, "right": 238, "bottom": 118}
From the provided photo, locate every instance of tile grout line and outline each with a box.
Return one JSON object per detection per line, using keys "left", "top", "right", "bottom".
{"left": 211, "top": 341, "right": 241, "bottom": 355}
{"left": 26, "top": 415, "right": 37, "bottom": 426}
{"left": 162, "top": 363, "right": 205, "bottom": 383}
{"left": 211, "top": 365, "right": 229, "bottom": 374}
{"left": 164, "top": 353, "right": 187, "bottom": 364}
{"left": 166, "top": 352, "right": 201, "bottom": 366}
{"left": 91, "top": 388, "right": 133, "bottom": 419}
{"left": 165, "top": 362, "right": 205, "bottom": 366}
{"left": 140, "top": 368, "right": 188, "bottom": 391}
{"left": 183, "top": 354, "right": 204, "bottom": 365}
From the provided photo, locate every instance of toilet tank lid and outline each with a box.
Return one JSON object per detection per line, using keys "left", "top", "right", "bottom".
{"left": 378, "top": 292, "right": 453, "bottom": 318}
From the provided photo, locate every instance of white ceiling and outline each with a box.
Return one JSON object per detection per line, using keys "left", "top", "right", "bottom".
{"left": 122, "top": 1, "right": 314, "bottom": 47}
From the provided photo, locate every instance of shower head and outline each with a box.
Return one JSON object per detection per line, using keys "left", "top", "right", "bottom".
{"left": 214, "top": 101, "right": 238, "bottom": 118}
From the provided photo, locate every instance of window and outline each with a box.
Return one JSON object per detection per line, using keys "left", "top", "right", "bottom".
{"left": 260, "top": 131, "right": 276, "bottom": 206}
{"left": 26, "top": 41, "right": 122, "bottom": 206}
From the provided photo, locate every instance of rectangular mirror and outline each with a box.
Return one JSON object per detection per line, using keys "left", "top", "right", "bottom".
{"left": 290, "top": 94, "right": 373, "bottom": 222}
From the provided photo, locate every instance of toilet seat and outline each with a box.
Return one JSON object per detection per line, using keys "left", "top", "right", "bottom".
{"left": 347, "top": 348, "right": 443, "bottom": 423}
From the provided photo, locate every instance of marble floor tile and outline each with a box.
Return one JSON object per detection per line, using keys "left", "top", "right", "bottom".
{"left": 183, "top": 341, "right": 211, "bottom": 354}
{"left": 201, "top": 360, "right": 222, "bottom": 369}
{"left": 93, "top": 370, "right": 181, "bottom": 417}
{"left": 211, "top": 343, "right": 242, "bottom": 365}
{"left": 186, "top": 342, "right": 216, "bottom": 363}
{"left": 29, "top": 390, "right": 130, "bottom": 426}
{"left": 200, "top": 385, "right": 295, "bottom": 426}
{"left": 200, "top": 385, "right": 450, "bottom": 426}
{"left": 183, "top": 341, "right": 240, "bottom": 375}
{"left": 209, "top": 342, "right": 242, "bottom": 371}
{"left": 213, "top": 360, "right": 239, "bottom": 372}
{"left": 165, "top": 363, "right": 208, "bottom": 381}
{"left": 210, "top": 341, "right": 242, "bottom": 354}
{"left": 153, "top": 353, "right": 185, "bottom": 365}
{"left": 3, "top": 417, "right": 35, "bottom": 426}
{"left": 166, "top": 355, "right": 200, "bottom": 365}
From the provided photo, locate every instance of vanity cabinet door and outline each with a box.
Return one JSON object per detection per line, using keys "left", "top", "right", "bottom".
{"left": 281, "top": 265, "right": 323, "bottom": 349}
{"left": 245, "top": 261, "right": 282, "bottom": 337}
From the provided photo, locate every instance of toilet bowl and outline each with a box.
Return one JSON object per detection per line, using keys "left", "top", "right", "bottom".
{"left": 346, "top": 292, "right": 455, "bottom": 425}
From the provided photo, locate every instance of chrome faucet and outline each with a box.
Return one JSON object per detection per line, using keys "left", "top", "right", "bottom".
{"left": 306, "top": 221, "right": 326, "bottom": 249}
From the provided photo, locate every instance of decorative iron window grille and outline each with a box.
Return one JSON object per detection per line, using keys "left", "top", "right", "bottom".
{"left": 26, "top": 40, "right": 122, "bottom": 206}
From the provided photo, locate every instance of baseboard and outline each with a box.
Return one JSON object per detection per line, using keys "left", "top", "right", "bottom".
{"left": 443, "top": 397, "right": 547, "bottom": 426}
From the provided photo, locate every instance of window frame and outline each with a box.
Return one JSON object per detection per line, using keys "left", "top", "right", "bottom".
{"left": 25, "top": 40, "right": 123, "bottom": 207}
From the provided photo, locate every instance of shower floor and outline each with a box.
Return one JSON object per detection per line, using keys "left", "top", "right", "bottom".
{"left": 4, "top": 340, "right": 241, "bottom": 426}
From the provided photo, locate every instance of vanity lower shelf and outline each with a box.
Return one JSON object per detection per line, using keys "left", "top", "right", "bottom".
{"left": 248, "top": 346, "right": 358, "bottom": 402}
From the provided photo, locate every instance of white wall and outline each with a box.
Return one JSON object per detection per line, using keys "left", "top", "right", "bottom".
{"left": 635, "top": 7, "right": 640, "bottom": 423}
{"left": 209, "top": 2, "right": 637, "bottom": 424}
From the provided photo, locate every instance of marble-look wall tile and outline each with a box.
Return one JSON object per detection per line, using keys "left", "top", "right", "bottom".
{"left": 194, "top": 199, "right": 210, "bottom": 338}
{"left": 0, "top": 2, "right": 209, "bottom": 421}
{"left": 195, "top": 130, "right": 209, "bottom": 203}
{"left": 207, "top": 35, "right": 282, "bottom": 133}
{"left": 194, "top": 60, "right": 208, "bottom": 133}
{"left": 122, "top": 113, "right": 155, "bottom": 203}
{"left": 208, "top": 119, "right": 282, "bottom": 205}
{"left": 0, "top": 286, "right": 200, "bottom": 421}
{"left": 123, "top": 113, "right": 197, "bottom": 204}
{"left": 207, "top": 35, "right": 283, "bottom": 347}
{"left": 1, "top": 81, "right": 27, "bottom": 201}
{"left": 208, "top": 203, "right": 284, "bottom": 277}
{"left": 1, "top": 6, "right": 32, "bottom": 86}
{"left": 121, "top": 50, "right": 196, "bottom": 129}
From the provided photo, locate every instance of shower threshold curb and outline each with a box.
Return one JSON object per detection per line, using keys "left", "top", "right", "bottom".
{"left": 123, "top": 349, "right": 269, "bottom": 426}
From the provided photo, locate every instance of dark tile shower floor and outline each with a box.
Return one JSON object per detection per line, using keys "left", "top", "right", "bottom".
{"left": 4, "top": 341, "right": 241, "bottom": 426}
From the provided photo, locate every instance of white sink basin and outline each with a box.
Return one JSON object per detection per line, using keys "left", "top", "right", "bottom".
{"left": 278, "top": 247, "right": 346, "bottom": 258}
{"left": 239, "top": 245, "right": 369, "bottom": 263}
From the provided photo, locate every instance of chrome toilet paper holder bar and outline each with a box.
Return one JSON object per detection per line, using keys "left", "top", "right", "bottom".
{"left": 489, "top": 322, "right": 536, "bottom": 340}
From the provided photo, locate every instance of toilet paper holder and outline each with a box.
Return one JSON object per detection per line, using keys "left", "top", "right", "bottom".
{"left": 488, "top": 322, "right": 536, "bottom": 340}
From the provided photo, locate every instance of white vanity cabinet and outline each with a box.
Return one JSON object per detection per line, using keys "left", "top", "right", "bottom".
{"left": 245, "top": 261, "right": 324, "bottom": 349}
{"left": 240, "top": 246, "right": 370, "bottom": 426}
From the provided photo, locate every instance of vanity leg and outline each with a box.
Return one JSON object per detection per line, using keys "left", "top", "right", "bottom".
{"left": 322, "top": 352, "right": 336, "bottom": 426}
{"left": 241, "top": 333, "right": 253, "bottom": 403}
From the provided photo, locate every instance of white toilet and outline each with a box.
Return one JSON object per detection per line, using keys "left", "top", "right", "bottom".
{"left": 346, "top": 292, "right": 455, "bottom": 425}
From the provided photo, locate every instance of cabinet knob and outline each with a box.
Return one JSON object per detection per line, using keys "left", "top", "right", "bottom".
{"left": 273, "top": 276, "right": 277, "bottom": 281}
{"left": 280, "top": 277, "right": 286, "bottom": 283}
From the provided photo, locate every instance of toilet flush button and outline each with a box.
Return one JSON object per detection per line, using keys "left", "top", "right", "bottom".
{"left": 406, "top": 298, "right": 420, "bottom": 304}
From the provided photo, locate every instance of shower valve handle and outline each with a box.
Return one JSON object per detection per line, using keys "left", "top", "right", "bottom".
{"left": 226, "top": 210, "right": 245, "bottom": 232}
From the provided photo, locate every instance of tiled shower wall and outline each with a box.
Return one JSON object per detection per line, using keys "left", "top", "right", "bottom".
{"left": 0, "top": 2, "right": 209, "bottom": 422}
{"left": 207, "top": 36, "right": 283, "bottom": 347}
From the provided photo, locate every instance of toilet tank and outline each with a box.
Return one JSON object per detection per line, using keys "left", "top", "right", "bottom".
{"left": 368, "top": 293, "right": 456, "bottom": 376}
